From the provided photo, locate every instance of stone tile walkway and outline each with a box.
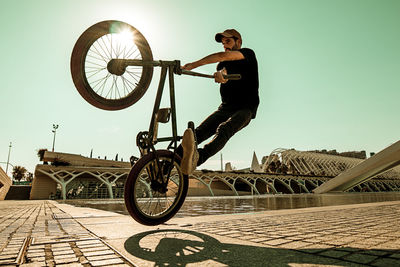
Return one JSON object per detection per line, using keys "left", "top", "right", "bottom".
{"left": 0, "top": 201, "right": 133, "bottom": 266}
{"left": 1, "top": 200, "right": 400, "bottom": 266}
{"left": 189, "top": 202, "right": 400, "bottom": 266}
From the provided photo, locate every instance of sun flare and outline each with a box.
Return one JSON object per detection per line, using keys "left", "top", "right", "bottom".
{"left": 116, "top": 28, "right": 135, "bottom": 45}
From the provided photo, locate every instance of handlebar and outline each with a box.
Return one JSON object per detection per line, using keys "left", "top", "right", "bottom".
{"left": 180, "top": 69, "right": 241, "bottom": 80}
{"left": 109, "top": 59, "right": 241, "bottom": 80}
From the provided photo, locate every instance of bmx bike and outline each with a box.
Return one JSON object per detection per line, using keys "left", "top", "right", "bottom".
{"left": 70, "top": 20, "right": 240, "bottom": 225}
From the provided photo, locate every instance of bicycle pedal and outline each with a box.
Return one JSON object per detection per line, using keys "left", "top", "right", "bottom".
{"left": 157, "top": 108, "right": 171, "bottom": 123}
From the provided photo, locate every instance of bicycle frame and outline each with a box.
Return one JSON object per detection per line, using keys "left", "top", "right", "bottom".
{"left": 106, "top": 58, "right": 241, "bottom": 154}
{"left": 118, "top": 60, "right": 184, "bottom": 189}
{"left": 108, "top": 58, "right": 241, "bottom": 182}
{"left": 123, "top": 60, "right": 182, "bottom": 155}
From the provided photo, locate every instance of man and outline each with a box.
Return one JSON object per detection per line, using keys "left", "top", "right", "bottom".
{"left": 180, "top": 29, "right": 259, "bottom": 175}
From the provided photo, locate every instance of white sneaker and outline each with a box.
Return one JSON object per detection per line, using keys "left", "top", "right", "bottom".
{"left": 181, "top": 128, "right": 199, "bottom": 175}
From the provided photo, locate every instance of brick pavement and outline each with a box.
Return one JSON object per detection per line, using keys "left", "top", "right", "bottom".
{"left": 0, "top": 201, "right": 133, "bottom": 266}
{"left": 189, "top": 202, "right": 400, "bottom": 266}
{"left": 1, "top": 200, "right": 400, "bottom": 266}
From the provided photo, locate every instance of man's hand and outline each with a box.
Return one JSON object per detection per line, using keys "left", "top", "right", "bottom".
{"left": 214, "top": 68, "right": 228, "bottom": 84}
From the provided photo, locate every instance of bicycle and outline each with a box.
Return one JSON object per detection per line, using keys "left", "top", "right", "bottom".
{"left": 70, "top": 20, "right": 240, "bottom": 225}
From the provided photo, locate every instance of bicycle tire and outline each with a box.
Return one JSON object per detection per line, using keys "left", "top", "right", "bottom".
{"left": 124, "top": 150, "right": 188, "bottom": 225}
{"left": 71, "top": 20, "right": 153, "bottom": 110}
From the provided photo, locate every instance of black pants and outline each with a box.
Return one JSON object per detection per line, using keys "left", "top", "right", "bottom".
{"left": 177, "top": 106, "right": 253, "bottom": 166}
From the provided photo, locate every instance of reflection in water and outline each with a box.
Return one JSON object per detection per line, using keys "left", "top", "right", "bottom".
{"left": 61, "top": 192, "right": 400, "bottom": 218}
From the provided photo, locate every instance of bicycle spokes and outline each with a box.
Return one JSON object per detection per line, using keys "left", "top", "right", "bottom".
{"left": 133, "top": 156, "right": 184, "bottom": 218}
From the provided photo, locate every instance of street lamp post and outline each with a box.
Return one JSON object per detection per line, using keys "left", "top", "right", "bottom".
{"left": 52, "top": 124, "right": 59, "bottom": 152}
{"left": 6, "top": 142, "right": 12, "bottom": 175}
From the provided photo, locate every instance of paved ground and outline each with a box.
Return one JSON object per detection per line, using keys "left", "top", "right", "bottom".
{"left": 1, "top": 200, "right": 400, "bottom": 266}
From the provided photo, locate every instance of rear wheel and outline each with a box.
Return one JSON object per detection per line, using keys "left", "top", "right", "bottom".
{"left": 71, "top": 20, "right": 153, "bottom": 110}
{"left": 124, "top": 150, "right": 188, "bottom": 225}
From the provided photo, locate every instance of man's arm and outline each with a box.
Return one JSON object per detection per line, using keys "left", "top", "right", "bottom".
{"left": 182, "top": 51, "right": 244, "bottom": 71}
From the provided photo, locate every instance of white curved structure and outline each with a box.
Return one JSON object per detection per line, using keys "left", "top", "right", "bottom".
{"left": 314, "top": 140, "right": 400, "bottom": 193}
{"left": 0, "top": 167, "right": 12, "bottom": 200}
{"left": 31, "top": 147, "right": 400, "bottom": 199}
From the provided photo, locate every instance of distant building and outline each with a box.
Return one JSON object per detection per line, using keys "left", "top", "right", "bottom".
{"left": 31, "top": 151, "right": 130, "bottom": 200}
{"left": 250, "top": 152, "right": 263, "bottom": 173}
{"left": 225, "top": 162, "right": 233, "bottom": 172}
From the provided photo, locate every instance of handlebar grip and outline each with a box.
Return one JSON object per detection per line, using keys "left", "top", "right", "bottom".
{"left": 223, "top": 74, "right": 241, "bottom": 80}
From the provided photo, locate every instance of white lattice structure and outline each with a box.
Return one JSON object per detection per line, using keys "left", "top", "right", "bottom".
{"left": 189, "top": 171, "right": 330, "bottom": 196}
{"left": 31, "top": 150, "right": 400, "bottom": 199}
{"left": 315, "top": 140, "right": 400, "bottom": 193}
{"left": 262, "top": 148, "right": 400, "bottom": 179}
{"left": 32, "top": 165, "right": 130, "bottom": 200}
{"left": 193, "top": 170, "right": 400, "bottom": 196}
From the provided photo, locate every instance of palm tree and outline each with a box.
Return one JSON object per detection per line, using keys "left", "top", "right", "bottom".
{"left": 12, "top": 166, "right": 27, "bottom": 182}
{"left": 37, "top": 148, "right": 47, "bottom": 161}
{"left": 37, "top": 148, "right": 49, "bottom": 165}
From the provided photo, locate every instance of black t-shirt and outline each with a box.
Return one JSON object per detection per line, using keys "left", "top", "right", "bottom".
{"left": 217, "top": 48, "right": 259, "bottom": 118}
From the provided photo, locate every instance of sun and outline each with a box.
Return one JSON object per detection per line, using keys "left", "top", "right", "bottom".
{"left": 116, "top": 27, "right": 135, "bottom": 45}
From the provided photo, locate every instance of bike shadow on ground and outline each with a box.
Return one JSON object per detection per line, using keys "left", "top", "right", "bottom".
{"left": 124, "top": 229, "right": 372, "bottom": 267}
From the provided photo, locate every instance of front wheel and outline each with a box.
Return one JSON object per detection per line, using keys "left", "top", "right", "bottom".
{"left": 124, "top": 150, "right": 188, "bottom": 225}
{"left": 71, "top": 20, "right": 153, "bottom": 110}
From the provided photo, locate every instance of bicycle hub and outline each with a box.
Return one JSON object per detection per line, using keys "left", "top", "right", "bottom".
{"left": 107, "top": 59, "right": 127, "bottom": 76}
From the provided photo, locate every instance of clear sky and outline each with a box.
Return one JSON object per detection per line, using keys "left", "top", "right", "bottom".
{"left": 1, "top": 0, "right": 399, "bottom": 175}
